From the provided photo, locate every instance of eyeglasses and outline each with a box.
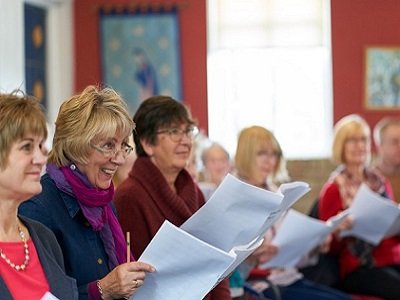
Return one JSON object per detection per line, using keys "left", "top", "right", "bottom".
{"left": 157, "top": 126, "right": 199, "bottom": 143}
{"left": 91, "top": 142, "right": 134, "bottom": 159}
{"left": 345, "top": 136, "right": 368, "bottom": 145}
{"left": 257, "top": 150, "right": 279, "bottom": 159}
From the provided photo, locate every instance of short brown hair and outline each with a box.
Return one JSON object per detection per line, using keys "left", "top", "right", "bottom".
{"left": 0, "top": 91, "right": 47, "bottom": 168}
{"left": 49, "top": 85, "right": 134, "bottom": 166}
{"left": 373, "top": 117, "right": 400, "bottom": 146}
{"left": 133, "top": 96, "right": 195, "bottom": 157}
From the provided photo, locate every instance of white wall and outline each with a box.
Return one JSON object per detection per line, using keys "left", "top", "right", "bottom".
{"left": 0, "top": 0, "right": 25, "bottom": 91}
{"left": 0, "top": 0, "right": 74, "bottom": 125}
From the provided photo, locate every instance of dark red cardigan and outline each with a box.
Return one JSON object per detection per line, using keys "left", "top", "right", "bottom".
{"left": 114, "top": 156, "right": 231, "bottom": 300}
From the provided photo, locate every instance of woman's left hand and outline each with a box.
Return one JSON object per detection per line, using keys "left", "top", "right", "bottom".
{"left": 98, "top": 261, "right": 155, "bottom": 300}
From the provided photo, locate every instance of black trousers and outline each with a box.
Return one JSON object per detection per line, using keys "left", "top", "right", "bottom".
{"left": 342, "top": 264, "right": 400, "bottom": 300}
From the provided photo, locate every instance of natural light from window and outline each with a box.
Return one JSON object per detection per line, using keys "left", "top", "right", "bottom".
{"left": 206, "top": 0, "right": 333, "bottom": 159}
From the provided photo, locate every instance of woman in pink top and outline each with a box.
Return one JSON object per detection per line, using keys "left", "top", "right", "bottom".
{"left": 0, "top": 91, "right": 77, "bottom": 299}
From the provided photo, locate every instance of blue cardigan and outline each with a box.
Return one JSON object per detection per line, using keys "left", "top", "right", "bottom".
{"left": 0, "top": 216, "right": 78, "bottom": 299}
{"left": 19, "top": 174, "right": 112, "bottom": 300}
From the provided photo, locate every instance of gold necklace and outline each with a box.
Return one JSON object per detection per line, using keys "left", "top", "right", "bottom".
{"left": 0, "top": 226, "right": 30, "bottom": 271}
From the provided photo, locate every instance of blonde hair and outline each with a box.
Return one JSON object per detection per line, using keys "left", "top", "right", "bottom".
{"left": 49, "top": 85, "right": 134, "bottom": 166}
{"left": 331, "top": 114, "right": 370, "bottom": 165}
{"left": 0, "top": 91, "right": 47, "bottom": 169}
{"left": 235, "top": 126, "right": 286, "bottom": 182}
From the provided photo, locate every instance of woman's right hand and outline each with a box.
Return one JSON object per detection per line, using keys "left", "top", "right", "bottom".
{"left": 248, "top": 239, "right": 279, "bottom": 265}
{"left": 333, "top": 214, "right": 354, "bottom": 236}
{"left": 98, "top": 261, "right": 155, "bottom": 300}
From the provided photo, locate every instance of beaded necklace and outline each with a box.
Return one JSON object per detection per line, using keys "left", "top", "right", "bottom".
{"left": 0, "top": 226, "right": 30, "bottom": 271}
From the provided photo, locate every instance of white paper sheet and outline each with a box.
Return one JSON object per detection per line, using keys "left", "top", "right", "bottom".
{"left": 134, "top": 175, "right": 310, "bottom": 300}
{"left": 134, "top": 221, "right": 236, "bottom": 300}
{"left": 221, "top": 238, "right": 264, "bottom": 280}
{"left": 386, "top": 207, "right": 400, "bottom": 237}
{"left": 181, "top": 174, "right": 310, "bottom": 252}
{"left": 259, "top": 209, "right": 349, "bottom": 268}
{"left": 254, "top": 181, "right": 311, "bottom": 240}
{"left": 41, "top": 292, "right": 59, "bottom": 300}
{"left": 340, "top": 183, "right": 400, "bottom": 245}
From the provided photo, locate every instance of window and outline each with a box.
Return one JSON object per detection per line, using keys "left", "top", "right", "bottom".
{"left": 207, "top": 0, "right": 332, "bottom": 159}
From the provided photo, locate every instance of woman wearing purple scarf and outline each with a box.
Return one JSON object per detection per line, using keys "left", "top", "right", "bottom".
{"left": 19, "top": 86, "right": 155, "bottom": 300}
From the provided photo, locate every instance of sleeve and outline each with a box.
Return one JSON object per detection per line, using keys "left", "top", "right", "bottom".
{"left": 318, "top": 182, "right": 345, "bottom": 255}
{"left": 29, "top": 219, "right": 65, "bottom": 269}
{"left": 207, "top": 278, "right": 232, "bottom": 300}
{"left": 318, "top": 182, "right": 343, "bottom": 221}
{"left": 19, "top": 198, "right": 55, "bottom": 231}
{"left": 114, "top": 184, "right": 153, "bottom": 259}
{"left": 87, "top": 281, "right": 102, "bottom": 300}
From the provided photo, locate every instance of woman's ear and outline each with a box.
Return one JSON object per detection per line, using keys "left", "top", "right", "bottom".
{"left": 140, "top": 138, "right": 154, "bottom": 157}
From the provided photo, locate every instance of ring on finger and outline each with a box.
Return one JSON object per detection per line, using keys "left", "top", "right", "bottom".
{"left": 132, "top": 279, "right": 139, "bottom": 289}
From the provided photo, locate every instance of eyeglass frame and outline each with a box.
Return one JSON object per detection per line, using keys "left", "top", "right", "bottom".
{"left": 91, "top": 142, "right": 134, "bottom": 159}
{"left": 156, "top": 126, "right": 199, "bottom": 142}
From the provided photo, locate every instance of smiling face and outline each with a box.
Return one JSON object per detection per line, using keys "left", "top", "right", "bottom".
{"left": 0, "top": 133, "right": 47, "bottom": 202}
{"left": 142, "top": 123, "right": 193, "bottom": 178}
{"left": 75, "top": 134, "right": 128, "bottom": 189}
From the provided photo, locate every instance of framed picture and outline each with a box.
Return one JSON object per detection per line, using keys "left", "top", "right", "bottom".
{"left": 365, "top": 47, "right": 400, "bottom": 110}
{"left": 100, "top": 7, "right": 182, "bottom": 115}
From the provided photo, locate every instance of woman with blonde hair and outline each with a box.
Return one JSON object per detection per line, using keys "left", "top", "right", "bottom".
{"left": 20, "top": 86, "right": 154, "bottom": 300}
{"left": 232, "top": 125, "right": 351, "bottom": 300}
{"left": 0, "top": 91, "right": 77, "bottom": 299}
{"left": 235, "top": 125, "right": 287, "bottom": 188}
{"left": 319, "top": 114, "right": 400, "bottom": 299}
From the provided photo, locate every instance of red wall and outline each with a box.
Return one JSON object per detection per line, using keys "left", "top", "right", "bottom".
{"left": 74, "top": 0, "right": 208, "bottom": 131}
{"left": 331, "top": 0, "right": 400, "bottom": 129}
{"left": 75, "top": 1, "right": 400, "bottom": 136}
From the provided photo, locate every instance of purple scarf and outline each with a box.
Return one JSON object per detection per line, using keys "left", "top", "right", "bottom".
{"left": 47, "top": 163, "right": 132, "bottom": 269}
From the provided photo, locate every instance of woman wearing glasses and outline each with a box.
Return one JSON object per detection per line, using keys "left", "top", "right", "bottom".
{"left": 114, "top": 96, "right": 232, "bottom": 299}
{"left": 19, "top": 86, "right": 155, "bottom": 300}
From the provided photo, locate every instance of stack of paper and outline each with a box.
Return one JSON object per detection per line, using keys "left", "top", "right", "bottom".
{"left": 260, "top": 183, "right": 400, "bottom": 269}
{"left": 339, "top": 183, "right": 400, "bottom": 245}
{"left": 133, "top": 174, "right": 310, "bottom": 300}
{"left": 259, "top": 209, "right": 349, "bottom": 269}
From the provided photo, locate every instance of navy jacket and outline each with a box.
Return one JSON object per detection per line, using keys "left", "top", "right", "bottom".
{"left": 0, "top": 216, "right": 78, "bottom": 299}
{"left": 19, "top": 174, "right": 112, "bottom": 300}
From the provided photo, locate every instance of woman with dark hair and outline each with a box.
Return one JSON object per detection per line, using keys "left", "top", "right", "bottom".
{"left": 114, "top": 96, "right": 232, "bottom": 299}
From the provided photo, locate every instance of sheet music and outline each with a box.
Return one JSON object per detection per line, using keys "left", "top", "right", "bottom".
{"left": 340, "top": 183, "right": 400, "bottom": 245}
{"left": 41, "top": 292, "right": 59, "bottom": 300}
{"left": 134, "top": 221, "right": 236, "bottom": 300}
{"left": 259, "top": 209, "right": 349, "bottom": 268}
{"left": 134, "top": 174, "right": 310, "bottom": 299}
{"left": 181, "top": 174, "right": 309, "bottom": 252}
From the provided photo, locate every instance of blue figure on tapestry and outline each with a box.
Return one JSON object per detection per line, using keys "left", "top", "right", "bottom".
{"left": 133, "top": 47, "right": 159, "bottom": 101}
{"left": 100, "top": 9, "right": 182, "bottom": 115}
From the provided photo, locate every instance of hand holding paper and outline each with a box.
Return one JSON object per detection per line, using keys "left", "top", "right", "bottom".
{"left": 259, "top": 209, "right": 349, "bottom": 269}
{"left": 134, "top": 174, "right": 310, "bottom": 299}
{"left": 339, "top": 183, "right": 400, "bottom": 245}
